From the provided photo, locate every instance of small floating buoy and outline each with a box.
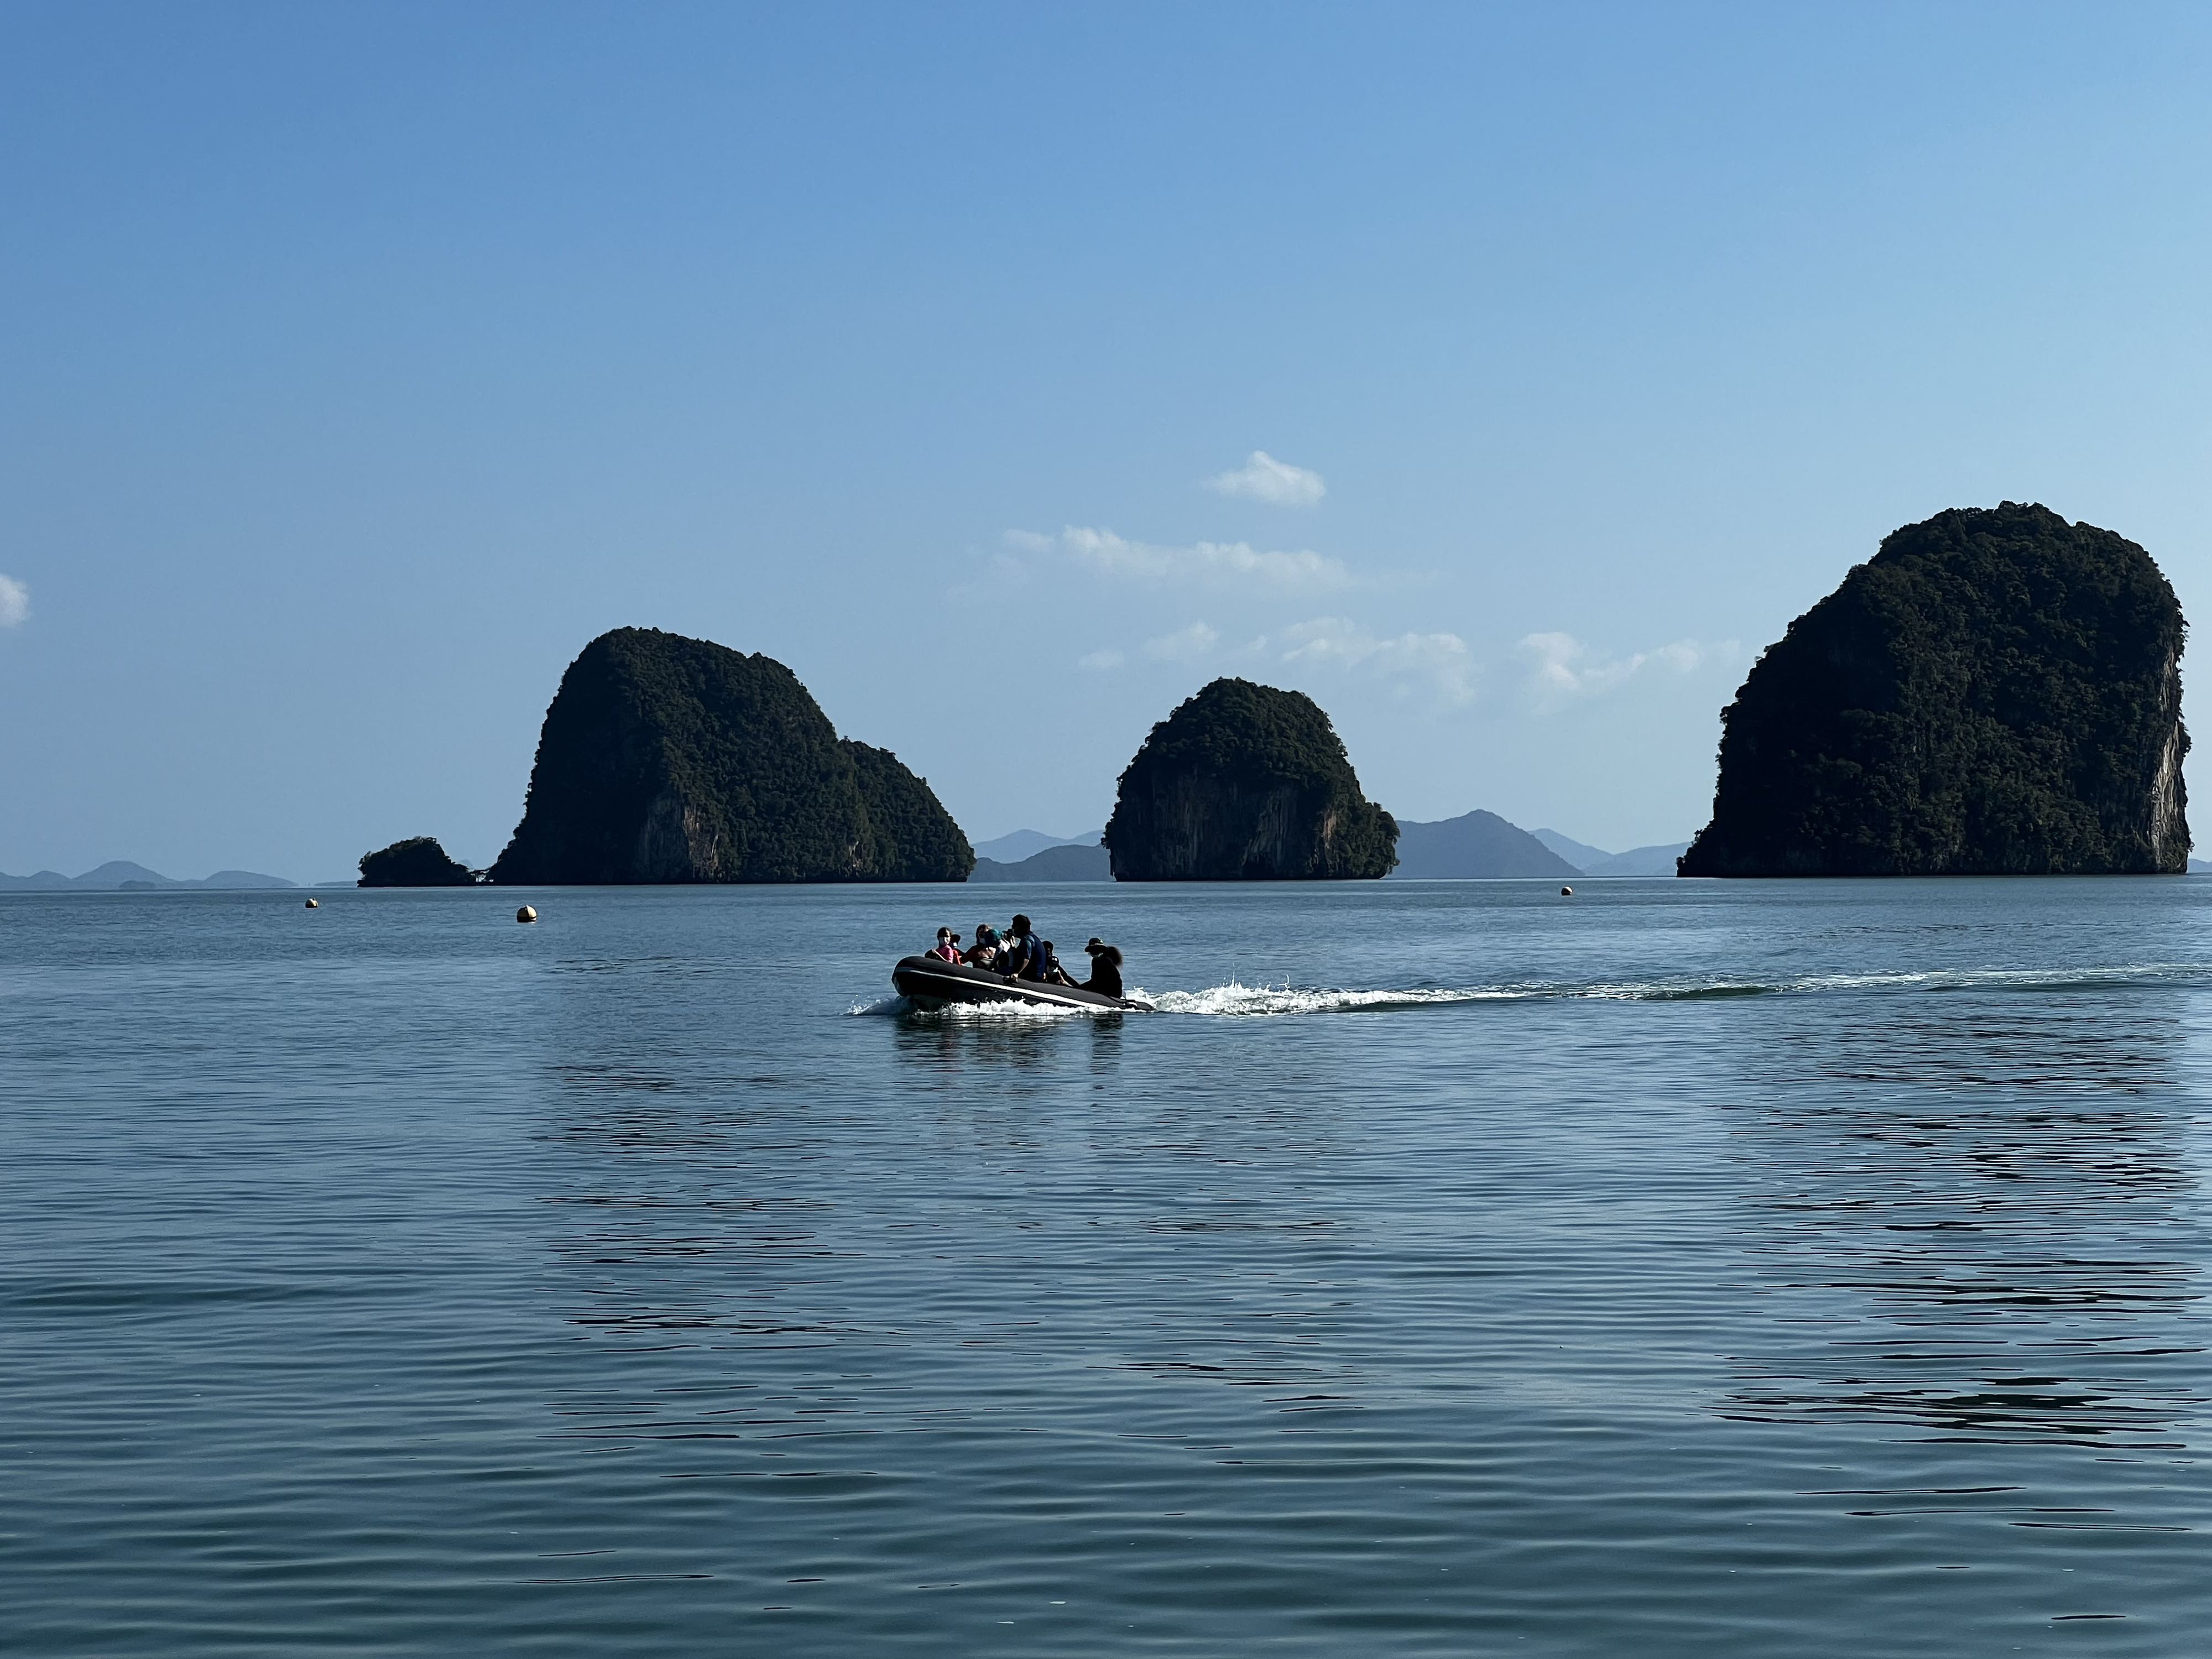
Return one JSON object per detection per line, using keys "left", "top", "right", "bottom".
{"left": 304, "top": 898, "right": 319, "bottom": 909}
{"left": 1560, "top": 886, "right": 1573, "bottom": 896}
{"left": 516, "top": 905, "right": 538, "bottom": 924}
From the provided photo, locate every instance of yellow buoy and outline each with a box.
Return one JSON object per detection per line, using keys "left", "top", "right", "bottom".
{"left": 517, "top": 905, "right": 538, "bottom": 924}
{"left": 305, "top": 898, "right": 319, "bottom": 909}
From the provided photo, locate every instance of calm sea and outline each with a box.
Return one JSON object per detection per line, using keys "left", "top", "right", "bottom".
{"left": 3, "top": 879, "right": 2208, "bottom": 1656}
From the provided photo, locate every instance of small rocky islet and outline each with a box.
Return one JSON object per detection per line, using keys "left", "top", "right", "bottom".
{"left": 357, "top": 836, "right": 477, "bottom": 887}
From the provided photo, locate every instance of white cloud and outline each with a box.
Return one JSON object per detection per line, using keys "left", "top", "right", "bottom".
{"left": 1204, "top": 450, "right": 1326, "bottom": 507}
{"left": 0, "top": 575, "right": 25, "bottom": 627}
{"left": 1144, "top": 622, "right": 1220, "bottom": 661}
{"left": 1518, "top": 632, "right": 1733, "bottom": 710}
{"left": 1078, "top": 648, "right": 1125, "bottom": 671}
{"left": 1267, "top": 617, "right": 1479, "bottom": 706}
{"left": 1008, "top": 525, "right": 1350, "bottom": 589}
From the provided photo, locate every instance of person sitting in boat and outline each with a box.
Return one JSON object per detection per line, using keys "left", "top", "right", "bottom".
{"left": 1035, "top": 941, "right": 1076, "bottom": 987}
{"left": 928, "top": 927, "right": 961, "bottom": 963}
{"left": 962, "top": 925, "right": 1000, "bottom": 968}
{"left": 1081, "top": 938, "right": 1123, "bottom": 998}
{"left": 1003, "top": 914, "right": 1040, "bottom": 978}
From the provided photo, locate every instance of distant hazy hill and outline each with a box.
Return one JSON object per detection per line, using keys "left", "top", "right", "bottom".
{"left": 1584, "top": 843, "right": 1691, "bottom": 877}
{"left": 1387, "top": 811, "right": 1579, "bottom": 879}
{"left": 972, "top": 828, "right": 1100, "bottom": 863}
{"left": 1532, "top": 828, "right": 1610, "bottom": 869}
{"left": 1530, "top": 829, "right": 1691, "bottom": 877}
{"left": 0, "top": 862, "right": 295, "bottom": 890}
{"left": 969, "top": 843, "right": 1113, "bottom": 883}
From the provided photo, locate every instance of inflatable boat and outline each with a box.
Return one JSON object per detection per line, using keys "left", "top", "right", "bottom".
{"left": 891, "top": 955, "right": 1156, "bottom": 1014}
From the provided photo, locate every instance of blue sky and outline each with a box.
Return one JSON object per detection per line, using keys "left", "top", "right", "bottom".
{"left": 2, "top": 2, "right": 2206, "bottom": 879}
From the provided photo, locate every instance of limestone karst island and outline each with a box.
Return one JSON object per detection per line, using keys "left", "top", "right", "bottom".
{"left": 1102, "top": 678, "right": 1397, "bottom": 880}
{"left": 355, "top": 503, "right": 2188, "bottom": 887}
{"left": 492, "top": 627, "right": 971, "bottom": 884}
{"left": 1682, "top": 503, "right": 2189, "bottom": 876}
{"left": 360, "top": 638, "right": 1406, "bottom": 886}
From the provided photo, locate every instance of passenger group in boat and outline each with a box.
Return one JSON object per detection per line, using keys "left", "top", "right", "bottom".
{"left": 925, "top": 912, "right": 1126, "bottom": 995}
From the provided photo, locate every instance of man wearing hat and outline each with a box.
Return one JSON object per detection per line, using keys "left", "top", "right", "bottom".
{"left": 1081, "top": 937, "right": 1123, "bottom": 998}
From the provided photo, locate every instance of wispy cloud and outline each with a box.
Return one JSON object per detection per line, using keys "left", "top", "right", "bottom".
{"left": 1272, "top": 617, "right": 1478, "bottom": 706}
{"left": 0, "top": 575, "right": 26, "bottom": 628}
{"left": 1518, "top": 632, "right": 1732, "bottom": 710}
{"left": 1204, "top": 450, "right": 1326, "bottom": 507}
{"left": 1007, "top": 526, "right": 1350, "bottom": 589}
{"left": 1144, "top": 622, "right": 1219, "bottom": 661}
{"left": 1077, "top": 648, "right": 1124, "bottom": 671}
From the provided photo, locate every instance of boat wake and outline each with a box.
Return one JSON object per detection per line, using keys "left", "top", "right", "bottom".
{"left": 1139, "top": 962, "right": 2212, "bottom": 1018}
{"left": 851, "top": 962, "right": 2209, "bottom": 1021}
{"left": 847, "top": 993, "right": 1088, "bottom": 1022}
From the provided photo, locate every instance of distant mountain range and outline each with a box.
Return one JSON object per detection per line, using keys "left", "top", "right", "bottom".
{"left": 0, "top": 861, "right": 296, "bottom": 891}
{"left": 1383, "top": 812, "right": 1688, "bottom": 879}
{"left": 971, "top": 828, "right": 1100, "bottom": 863}
{"left": 971, "top": 817, "right": 1692, "bottom": 881}
{"left": 1533, "top": 830, "right": 1693, "bottom": 878}
{"left": 1390, "top": 811, "right": 1579, "bottom": 879}
{"left": 969, "top": 842, "right": 1112, "bottom": 882}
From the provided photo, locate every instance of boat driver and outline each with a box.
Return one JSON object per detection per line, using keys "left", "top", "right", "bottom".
{"left": 1081, "top": 938, "right": 1123, "bottom": 998}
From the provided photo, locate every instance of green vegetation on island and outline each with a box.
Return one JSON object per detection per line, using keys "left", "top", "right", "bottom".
{"left": 1680, "top": 503, "right": 2189, "bottom": 877}
{"left": 843, "top": 739, "right": 975, "bottom": 883}
{"left": 487, "top": 627, "right": 972, "bottom": 884}
{"left": 359, "top": 837, "right": 478, "bottom": 887}
{"left": 1104, "top": 677, "right": 1397, "bottom": 880}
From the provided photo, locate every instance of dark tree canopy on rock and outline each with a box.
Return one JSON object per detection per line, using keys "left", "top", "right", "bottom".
{"left": 487, "top": 628, "right": 972, "bottom": 884}
{"left": 1104, "top": 678, "right": 1397, "bottom": 880}
{"left": 359, "top": 837, "right": 478, "bottom": 887}
{"left": 1680, "top": 503, "right": 2189, "bottom": 877}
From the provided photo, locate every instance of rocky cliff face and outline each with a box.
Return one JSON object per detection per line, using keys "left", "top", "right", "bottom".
{"left": 1104, "top": 679, "right": 1396, "bottom": 880}
{"left": 488, "top": 628, "right": 972, "bottom": 884}
{"left": 1680, "top": 503, "right": 2188, "bottom": 877}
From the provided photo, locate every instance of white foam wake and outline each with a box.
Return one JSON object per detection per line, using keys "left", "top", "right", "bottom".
{"left": 1144, "top": 982, "right": 1526, "bottom": 1017}
{"left": 1142, "top": 962, "right": 2212, "bottom": 1017}
{"left": 845, "top": 993, "right": 1087, "bottom": 1022}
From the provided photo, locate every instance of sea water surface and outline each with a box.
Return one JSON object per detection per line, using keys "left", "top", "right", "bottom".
{"left": 3, "top": 878, "right": 2208, "bottom": 1655}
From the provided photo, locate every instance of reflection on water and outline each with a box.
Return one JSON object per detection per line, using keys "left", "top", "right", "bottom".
{"left": 1720, "top": 999, "right": 2206, "bottom": 1447}
{"left": 889, "top": 1005, "right": 1130, "bottom": 1078}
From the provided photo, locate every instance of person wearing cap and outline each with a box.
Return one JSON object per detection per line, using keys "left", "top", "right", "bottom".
{"left": 1081, "top": 937, "right": 1124, "bottom": 998}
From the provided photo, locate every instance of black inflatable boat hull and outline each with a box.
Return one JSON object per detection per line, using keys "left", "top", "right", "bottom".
{"left": 891, "top": 956, "right": 1155, "bottom": 1013}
